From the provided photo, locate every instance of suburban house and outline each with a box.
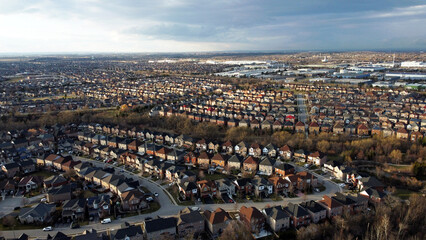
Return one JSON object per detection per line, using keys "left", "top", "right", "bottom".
{"left": 203, "top": 208, "right": 232, "bottom": 237}
{"left": 239, "top": 206, "right": 266, "bottom": 233}
{"left": 284, "top": 203, "right": 311, "bottom": 228}
{"left": 197, "top": 180, "right": 217, "bottom": 198}
{"left": 252, "top": 175, "right": 273, "bottom": 198}
{"left": 44, "top": 175, "right": 68, "bottom": 188}
{"left": 120, "top": 189, "right": 147, "bottom": 211}
{"left": 227, "top": 154, "right": 243, "bottom": 170}
{"left": 242, "top": 156, "right": 259, "bottom": 173}
{"left": 143, "top": 217, "right": 177, "bottom": 240}
{"left": 62, "top": 198, "right": 86, "bottom": 221}
{"left": 268, "top": 176, "right": 291, "bottom": 194}
{"left": 18, "top": 203, "right": 56, "bottom": 224}
{"left": 307, "top": 151, "right": 327, "bottom": 166}
{"left": 112, "top": 224, "right": 144, "bottom": 240}
{"left": 258, "top": 157, "right": 276, "bottom": 176}
{"left": 215, "top": 178, "right": 236, "bottom": 197}
{"left": 18, "top": 176, "right": 43, "bottom": 192}
{"left": 262, "top": 206, "right": 290, "bottom": 232}
{"left": 176, "top": 208, "right": 205, "bottom": 237}
{"left": 360, "top": 188, "right": 387, "bottom": 204}
{"left": 299, "top": 200, "right": 327, "bottom": 223}
{"left": 274, "top": 163, "right": 295, "bottom": 176}
{"left": 318, "top": 195, "right": 344, "bottom": 218}
{"left": 1, "top": 162, "right": 20, "bottom": 178}
{"left": 178, "top": 182, "right": 198, "bottom": 201}
{"left": 46, "top": 184, "right": 72, "bottom": 203}
{"left": 279, "top": 145, "right": 292, "bottom": 159}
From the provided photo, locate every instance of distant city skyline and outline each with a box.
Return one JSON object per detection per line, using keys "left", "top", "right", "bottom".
{"left": 0, "top": 0, "right": 425, "bottom": 53}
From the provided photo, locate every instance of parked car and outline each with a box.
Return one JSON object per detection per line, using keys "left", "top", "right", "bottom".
{"left": 101, "top": 218, "right": 111, "bottom": 224}
{"left": 43, "top": 226, "right": 53, "bottom": 231}
{"left": 146, "top": 197, "right": 154, "bottom": 202}
{"left": 154, "top": 192, "right": 159, "bottom": 197}
{"left": 40, "top": 198, "right": 47, "bottom": 203}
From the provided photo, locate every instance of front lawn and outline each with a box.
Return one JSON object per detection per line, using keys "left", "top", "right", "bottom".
{"left": 141, "top": 202, "right": 161, "bottom": 214}
{"left": 204, "top": 173, "right": 227, "bottom": 181}
{"left": 270, "top": 194, "right": 283, "bottom": 201}
{"left": 331, "top": 179, "right": 345, "bottom": 184}
{"left": 0, "top": 221, "right": 49, "bottom": 231}
{"left": 31, "top": 170, "right": 56, "bottom": 178}
{"left": 82, "top": 190, "right": 96, "bottom": 198}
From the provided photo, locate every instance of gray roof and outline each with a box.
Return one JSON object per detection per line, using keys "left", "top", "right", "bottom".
{"left": 177, "top": 208, "right": 204, "bottom": 225}
{"left": 144, "top": 217, "right": 177, "bottom": 233}
{"left": 19, "top": 203, "right": 55, "bottom": 219}
{"left": 300, "top": 200, "right": 327, "bottom": 213}
{"left": 112, "top": 225, "right": 143, "bottom": 240}
{"left": 263, "top": 206, "right": 289, "bottom": 220}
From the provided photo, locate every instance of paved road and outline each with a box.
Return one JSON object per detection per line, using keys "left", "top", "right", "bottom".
{"left": 296, "top": 94, "right": 309, "bottom": 124}
{"left": 296, "top": 94, "right": 309, "bottom": 137}
{"left": 0, "top": 157, "right": 342, "bottom": 239}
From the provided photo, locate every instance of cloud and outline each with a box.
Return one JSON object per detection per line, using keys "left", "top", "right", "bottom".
{"left": 0, "top": 0, "right": 425, "bottom": 52}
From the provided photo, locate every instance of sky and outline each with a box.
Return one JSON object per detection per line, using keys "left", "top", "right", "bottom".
{"left": 0, "top": 0, "right": 425, "bottom": 53}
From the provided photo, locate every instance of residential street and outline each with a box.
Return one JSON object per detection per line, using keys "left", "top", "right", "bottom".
{"left": 296, "top": 94, "right": 309, "bottom": 124}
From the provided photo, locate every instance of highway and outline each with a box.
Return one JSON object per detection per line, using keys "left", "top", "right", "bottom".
{"left": 0, "top": 156, "right": 341, "bottom": 239}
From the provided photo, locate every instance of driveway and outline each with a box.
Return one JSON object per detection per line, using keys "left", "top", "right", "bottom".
{"left": 0, "top": 196, "right": 24, "bottom": 218}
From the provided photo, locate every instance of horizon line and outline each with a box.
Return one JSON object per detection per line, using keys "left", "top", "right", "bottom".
{"left": 0, "top": 48, "right": 425, "bottom": 57}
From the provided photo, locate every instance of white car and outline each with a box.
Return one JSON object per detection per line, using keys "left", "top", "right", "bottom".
{"left": 43, "top": 226, "right": 53, "bottom": 231}
{"left": 154, "top": 192, "right": 159, "bottom": 197}
{"left": 40, "top": 198, "right": 47, "bottom": 203}
{"left": 101, "top": 218, "right": 111, "bottom": 224}
{"left": 146, "top": 197, "right": 154, "bottom": 202}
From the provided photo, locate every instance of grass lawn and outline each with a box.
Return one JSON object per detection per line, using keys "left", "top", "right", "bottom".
{"left": 167, "top": 186, "right": 195, "bottom": 206}
{"left": 393, "top": 188, "right": 418, "bottom": 200}
{"left": 178, "top": 200, "right": 195, "bottom": 206}
{"left": 140, "top": 186, "right": 150, "bottom": 193}
{"left": 0, "top": 221, "right": 49, "bottom": 231}
{"left": 270, "top": 194, "right": 283, "bottom": 201}
{"left": 83, "top": 190, "right": 96, "bottom": 198}
{"left": 331, "top": 179, "right": 345, "bottom": 184}
{"left": 204, "top": 173, "right": 227, "bottom": 181}
{"left": 25, "top": 190, "right": 42, "bottom": 198}
{"left": 79, "top": 220, "right": 89, "bottom": 226}
{"left": 141, "top": 202, "right": 161, "bottom": 214}
{"left": 31, "top": 170, "right": 56, "bottom": 178}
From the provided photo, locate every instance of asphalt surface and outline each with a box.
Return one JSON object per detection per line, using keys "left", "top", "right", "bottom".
{"left": 296, "top": 94, "right": 309, "bottom": 124}
{"left": 0, "top": 194, "right": 45, "bottom": 218}
{"left": 0, "top": 156, "right": 341, "bottom": 239}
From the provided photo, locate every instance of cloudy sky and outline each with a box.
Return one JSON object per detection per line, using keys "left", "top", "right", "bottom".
{"left": 0, "top": 0, "right": 425, "bottom": 53}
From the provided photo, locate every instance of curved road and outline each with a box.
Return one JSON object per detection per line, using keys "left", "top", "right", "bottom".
{"left": 0, "top": 157, "right": 341, "bottom": 239}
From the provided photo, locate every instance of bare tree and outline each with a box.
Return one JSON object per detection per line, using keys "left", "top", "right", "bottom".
{"left": 2, "top": 215, "right": 17, "bottom": 228}
{"left": 220, "top": 220, "right": 253, "bottom": 240}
